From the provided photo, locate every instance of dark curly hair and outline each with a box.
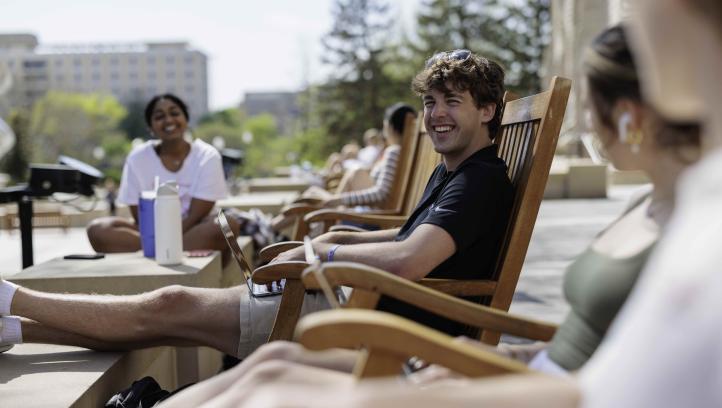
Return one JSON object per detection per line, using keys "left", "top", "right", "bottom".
{"left": 411, "top": 53, "right": 505, "bottom": 139}
{"left": 144, "top": 93, "right": 189, "bottom": 127}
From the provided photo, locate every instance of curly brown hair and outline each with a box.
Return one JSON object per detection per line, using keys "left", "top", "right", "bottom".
{"left": 412, "top": 53, "right": 505, "bottom": 139}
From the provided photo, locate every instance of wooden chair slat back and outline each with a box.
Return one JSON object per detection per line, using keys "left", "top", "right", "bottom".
{"left": 402, "top": 119, "right": 441, "bottom": 214}
{"left": 479, "top": 76, "right": 571, "bottom": 344}
{"left": 381, "top": 112, "right": 422, "bottom": 211}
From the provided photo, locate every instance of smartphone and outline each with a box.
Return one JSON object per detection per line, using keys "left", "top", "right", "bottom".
{"left": 63, "top": 253, "right": 105, "bottom": 260}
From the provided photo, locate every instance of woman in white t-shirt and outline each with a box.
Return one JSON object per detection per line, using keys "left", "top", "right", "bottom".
{"left": 86, "top": 94, "right": 238, "bottom": 252}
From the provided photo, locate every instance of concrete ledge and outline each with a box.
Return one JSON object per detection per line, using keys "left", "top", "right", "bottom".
{"left": 610, "top": 169, "right": 650, "bottom": 185}
{"left": 4, "top": 251, "right": 222, "bottom": 294}
{"left": 544, "top": 157, "right": 608, "bottom": 199}
{"left": 0, "top": 344, "right": 178, "bottom": 408}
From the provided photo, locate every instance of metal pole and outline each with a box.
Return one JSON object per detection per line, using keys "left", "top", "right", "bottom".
{"left": 18, "top": 195, "right": 33, "bottom": 268}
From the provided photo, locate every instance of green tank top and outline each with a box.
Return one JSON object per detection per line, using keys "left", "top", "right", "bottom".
{"left": 546, "top": 194, "right": 656, "bottom": 371}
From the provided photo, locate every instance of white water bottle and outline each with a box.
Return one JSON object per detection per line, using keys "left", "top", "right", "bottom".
{"left": 154, "top": 182, "right": 183, "bottom": 265}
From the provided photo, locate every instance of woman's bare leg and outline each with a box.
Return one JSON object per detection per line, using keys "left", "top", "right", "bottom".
{"left": 86, "top": 216, "right": 141, "bottom": 253}
{"left": 162, "top": 341, "right": 358, "bottom": 408}
{"left": 163, "top": 359, "right": 355, "bottom": 408}
{"left": 183, "top": 215, "right": 240, "bottom": 251}
{"left": 10, "top": 285, "right": 243, "bottom": 355}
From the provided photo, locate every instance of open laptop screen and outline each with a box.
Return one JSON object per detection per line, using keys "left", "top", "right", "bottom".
{"left": 217, "top": 209, "right": 283, "bottom": 297}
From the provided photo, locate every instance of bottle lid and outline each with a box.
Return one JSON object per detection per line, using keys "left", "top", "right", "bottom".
{"left": 156, "top": 181, "right": 179, "bottom": 196}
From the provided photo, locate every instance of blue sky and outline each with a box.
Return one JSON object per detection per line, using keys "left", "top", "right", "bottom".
{"left": 3, "top": 0, "right": 420, "bottom": 110}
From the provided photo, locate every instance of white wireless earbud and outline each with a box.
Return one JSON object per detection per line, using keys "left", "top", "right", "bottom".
{"left": 617, "top": 111, "right": 632, "bottom": 144}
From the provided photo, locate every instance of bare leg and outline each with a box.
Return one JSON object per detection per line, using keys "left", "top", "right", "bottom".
{"left": 163, "top": 359, "right": 355, "bottom": 408}
{"left": 10, "top": 285, "right": 243, "bottom": 355}
{"left": 21, "top": 318, "right": 198, "bottom": 351}
{"left": 86, "top": 216, "right": 141, "bottom": 253}
{"left": 162, "top": 341, "right": 358, "bottom": 407}
{"left": 183, "top": 215, "right": 240, "bottom": 251}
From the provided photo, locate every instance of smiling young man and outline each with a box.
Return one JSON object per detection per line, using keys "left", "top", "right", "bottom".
{"left": 274, "top": 50, "right": 513, "bottom": 335}
{"left": 0, "top": 51, "right": 512, "bottom": 359}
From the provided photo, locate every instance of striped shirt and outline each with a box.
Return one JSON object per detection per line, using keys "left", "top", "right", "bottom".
{"left": 340, "top": 144, "right": 400, "bottom": 207}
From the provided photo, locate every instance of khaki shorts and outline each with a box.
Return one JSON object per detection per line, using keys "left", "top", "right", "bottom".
{"left": 236, "top": 287, "right": 332, "bottom": 358}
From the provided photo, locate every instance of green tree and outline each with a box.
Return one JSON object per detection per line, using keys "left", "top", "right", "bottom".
{"left": 28, "top": 91, "right": 127, "bottom": 165}
{"left": 0, "top": 109, "right": 31, "bottom": 182}
{"left": 118, "top": 98, "right": 148, "bottom": 140}
{"left": 409, "top": 0, "right": 551, "bottom": 94}
{"left": 316, "top": 0, "right": 398, "bottom": 151}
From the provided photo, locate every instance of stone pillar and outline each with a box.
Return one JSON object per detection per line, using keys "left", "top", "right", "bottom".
{"left": 546, "top": 0, "right": 633, "bottom": 156}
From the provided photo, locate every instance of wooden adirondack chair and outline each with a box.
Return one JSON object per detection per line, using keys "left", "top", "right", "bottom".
{"left": 298, "top": 76, "right": 571, "bottom": 344}
{"left": 278, "top": 112, "right": 421, "bottom": 241}
{"left": 252, "top": 119, "right": 442, "bottom": 342}
{"left": 295, "top": 305, "right": 547, "bottom": 378}
{"left": 258, "top": 116, "right": 440, "bottom": 263}
{"left": 253, "top": 76, "right": 570, "bottom": 343}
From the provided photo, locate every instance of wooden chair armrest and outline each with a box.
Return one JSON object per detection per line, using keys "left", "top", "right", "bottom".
{"left": 280, "top": 203, "right": 321, "bottom": 217}
{"left": 301, "top": 262, "right": 557, "bottom": 341}
{"left": 291, "top": 197, "right": 324, "bottom": 205}
{"left": 252, "top": 261, "right": 308, "bottom": 283}
{"left": 304, "top": 210, "right": 407, "bottom": 229}
{"left": 418, "top": 278, "right": 497, "bottom": 297}
{"left": 259, "top": 241, "right": 303, "bottom": 263}
{"left": 296, "top": 309, "right": 529, "bottom": 378}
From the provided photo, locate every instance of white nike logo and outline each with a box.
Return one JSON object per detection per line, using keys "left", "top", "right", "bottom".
{"left": 432, "top": 206, "right": 456, "bottom": 214}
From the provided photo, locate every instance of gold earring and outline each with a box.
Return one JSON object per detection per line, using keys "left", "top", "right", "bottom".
{"left": 627, "top": 130, "right": 643, "bottom": 154}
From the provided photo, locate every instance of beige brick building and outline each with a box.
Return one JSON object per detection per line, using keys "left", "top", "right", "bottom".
{"left": 0, "top": 34, "right": 208, "bottom": 123}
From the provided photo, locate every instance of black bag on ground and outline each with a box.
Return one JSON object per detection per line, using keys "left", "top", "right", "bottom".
{"left": 105, "top": 376, "right": 194, "bottom": 408}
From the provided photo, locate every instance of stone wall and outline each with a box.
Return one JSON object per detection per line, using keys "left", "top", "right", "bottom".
{"left": 545, "top": 0, "right": 633, "bottom": 155}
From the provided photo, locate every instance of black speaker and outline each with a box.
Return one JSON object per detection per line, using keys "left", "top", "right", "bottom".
{"left": 28, "top": 164, "right": 80, "bottom": 195}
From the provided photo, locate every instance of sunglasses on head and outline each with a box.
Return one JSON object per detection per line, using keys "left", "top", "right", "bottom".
{"left": 425, "top": 49, "right": 472, "bottom": 68}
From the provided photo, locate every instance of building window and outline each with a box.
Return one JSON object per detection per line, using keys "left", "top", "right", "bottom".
{"left": 92, "top": 73, "right": 101, "bottom": 81}
{"left": 184, "top": 71, "right": 194, "bottom": 79}
{"left": 184, "top": 55, "right": 194, "bottom": 64}
{"left": 23, "top": 60, "right": 47, "bottom": 69}
{"left": 74, "top": 73, "right": 82, "bottom": 82}
{"left": 111, "top": 72, "right": 120, "bottom": 80}
{"left": 165, "top": 55, "right": 175, "bottom": 64}
{"left": 129, "top": 72, "right": 138, "bottom": 80}
{"left": 185, "top": 85, "right": 195, "bottom": 93}
{"left": 74, "top": 58, "right": 82, "bottom": 66}
{"left": 54, "top": 59, "right": 63, "bottom": 67}
{"left": 166, "top": 71, "right": 176, "bottom": 79}
{"left": 91, "top": 58, "right": 100, "bottom": 66}
{"left": 148, "top": 72, "right": 157, "bottom": 80}
{"left": 129, "top": 56, "right": 138, "bottom": 65}
{"left": 110, "top": 56, "right": 119, "bottom": 65}
{"left": 56, "top": 74, "right": 64, "bottom": 82}
{"left": 147, "top": 56, "right": 156, "bottom": 64}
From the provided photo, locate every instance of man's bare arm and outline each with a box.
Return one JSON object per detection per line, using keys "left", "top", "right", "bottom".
{"left": 273, "top": 224, "right": 455, "bottom": 281}
{"left": 315, "top": 228, "right": 401, "bottom": 246}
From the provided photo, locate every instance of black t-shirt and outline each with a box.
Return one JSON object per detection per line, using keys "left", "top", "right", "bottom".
{"left": 377, "top": 144, "right": 514, "bottom": 336}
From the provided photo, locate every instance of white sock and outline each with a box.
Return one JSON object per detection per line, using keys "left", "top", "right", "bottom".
{"left": 0, "top": 316, "right": 22, "bottom": 344}
{"left": 0, "top": 280, "right": 19, "bottom": 315}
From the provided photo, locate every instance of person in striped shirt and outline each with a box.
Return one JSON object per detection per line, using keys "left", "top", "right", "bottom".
{"left": 269, "top": 104, "right": 416, "bottom": 234}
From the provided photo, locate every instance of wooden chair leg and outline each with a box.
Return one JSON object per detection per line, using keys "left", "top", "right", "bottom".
{"left": 267, "top": 279, "right": 306, "bottom": 342}
{"left": 345, "top": 288, "right": 381, "bottom": 309}
{"left": 353, "top": 348, "right": 406, "bottom": 379}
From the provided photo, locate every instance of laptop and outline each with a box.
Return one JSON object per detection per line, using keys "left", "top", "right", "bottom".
{"left": 217, "top": 209, "right": 284, "bottom": 297}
